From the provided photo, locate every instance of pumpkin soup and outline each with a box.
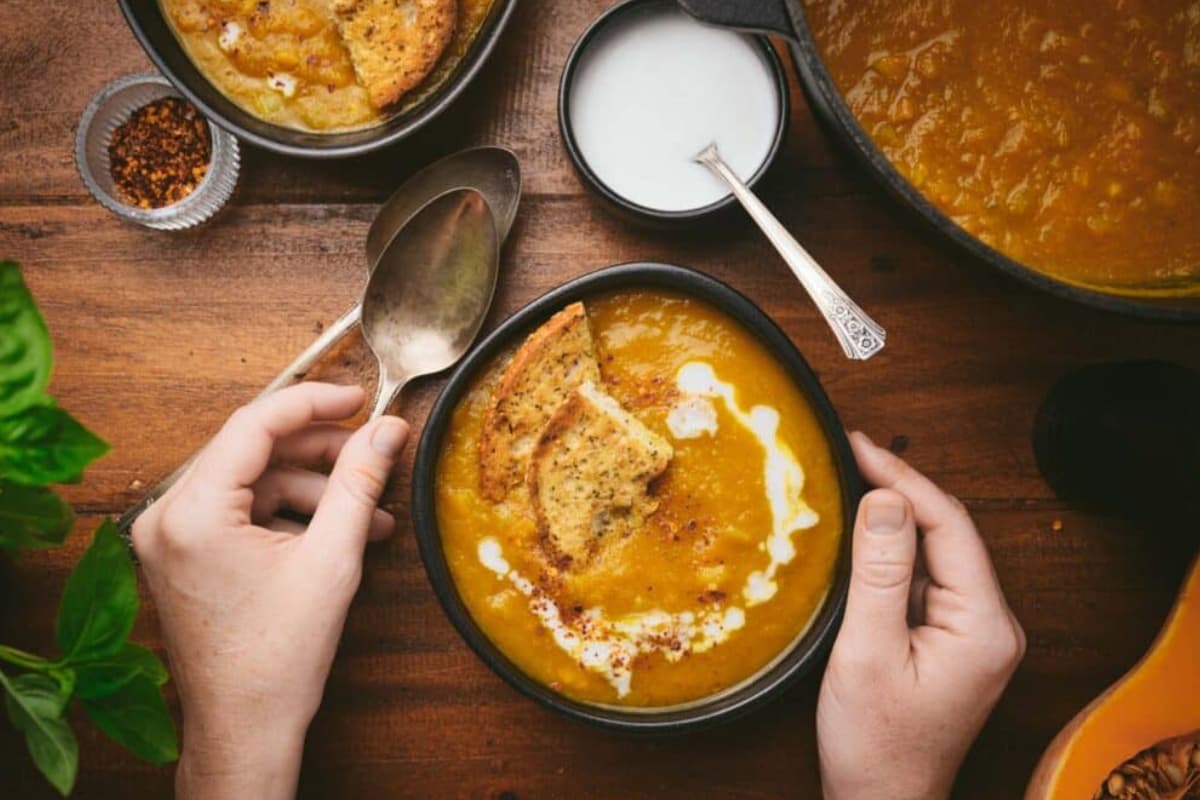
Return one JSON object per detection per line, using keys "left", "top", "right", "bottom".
{"left": 435, "top": 290, "right": 843, "bottom": 707}
{"left": 805, "top": 0, "right": 1200, "bottom": 295}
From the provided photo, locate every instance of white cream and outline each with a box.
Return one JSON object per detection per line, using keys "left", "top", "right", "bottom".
{"left": 676, "top": 362, "right": 819, "bottom": 606}
{"left": 217, "top": 21, "right": 241, "bottom": 52}
{"left": 568, "top": 5, "right": 780, "bottom": 212}
{"left": 667, "top": 395, "right": 718, "bottom": 439}
{"left": 477, "top": 538, "right": 509, "bottom": 575}
{"left": 743, "top": 571, "right": 777, "bottom": 605}
{"left": 266, "top": 72, "right": 297, "bottom": 98}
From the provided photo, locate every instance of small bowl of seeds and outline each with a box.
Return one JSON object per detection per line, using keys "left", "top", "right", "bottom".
{"left": 75, "top": 72, "right": 239, "bottom": 230}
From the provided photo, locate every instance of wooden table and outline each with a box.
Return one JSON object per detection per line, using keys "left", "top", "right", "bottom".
{"left": 2, "top": 2, "right": 1198, "bottom": 797}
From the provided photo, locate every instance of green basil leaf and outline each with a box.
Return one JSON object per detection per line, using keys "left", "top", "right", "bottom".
{"left": 74, "top": 643, "right": 169, "bottom": 700}
{"left": 56, "top": 520, "right": 138, "bottom": 661}
{"left": 82, "top": 673, "right": 179, "bottom": 766}
{"left": 25, "top": 714, "right": 78, "bottom": 797}
{"left": 2, "top": 671, "right": 69, "bottom": 719}
{"left": 0, "top": 670, "right": 78, "bottom": 796}
{"left": 0, "top": 261, "right": 53, "bottom": 418}
{"left": 0, "top": 404, "right": 109, "bottom": 486}
{"left": 0, "top": 479, "right": 74, "bottom": 551}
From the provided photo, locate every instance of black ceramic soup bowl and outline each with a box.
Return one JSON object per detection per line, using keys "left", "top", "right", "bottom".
{"left": 118, "top": 0, "right": 517, "bottom": 158}
{"left": 410, "top": 262, "right": 860, "bottom": 732}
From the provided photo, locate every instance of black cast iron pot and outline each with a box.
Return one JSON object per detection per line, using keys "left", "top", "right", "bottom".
{"left": 677, "top": 0, "right": 1200, "bottom": 321}
{"left": 410, "top": 262, "right": 860, "bottom": 732}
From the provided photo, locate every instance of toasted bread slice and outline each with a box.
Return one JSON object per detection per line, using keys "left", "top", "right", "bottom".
{"left": 479, "top": 302, "right": 602, "bottom": 502}
{"left": 529, "top": 381, "right": 673, "bottom": 567}
{"left": 333, "top": 0, "right": 457, "bottom": 109}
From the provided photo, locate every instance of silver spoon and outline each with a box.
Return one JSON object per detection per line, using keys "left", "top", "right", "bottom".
{"left": 116, "top": 187, "right": 500, "bottom": 537}
{"left": 260, "top": 147, "right": 521, "bottom": 396}
{"left": 363, "top": 187, "right": 499, "bottom": 418}
{"left": 695, "top": 143, "right": 886, "bottom": 360}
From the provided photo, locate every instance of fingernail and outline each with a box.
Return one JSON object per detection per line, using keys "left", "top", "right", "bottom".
{"left": 865, "top": 494, "right": 906, "bottom": 535}
{"left": 371, "top": 417, "right": 408, "bottom": 457}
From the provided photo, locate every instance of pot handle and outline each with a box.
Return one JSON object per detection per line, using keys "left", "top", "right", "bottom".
{"left": 675, "top": 0, "right": 797, "bottom": 39}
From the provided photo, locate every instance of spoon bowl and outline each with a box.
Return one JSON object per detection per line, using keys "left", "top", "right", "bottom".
{"left": 259, "top": 147, "right": 521, "bottom": 397}
{"left": 367, "top": 146, "right": 521, "bottom": 267}
{"left": 363, "top": 188, "right": 500, "bottom": 418}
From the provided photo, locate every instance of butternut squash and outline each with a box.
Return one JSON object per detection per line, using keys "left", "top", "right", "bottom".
{"left": 1026, "top": 554, "right": 1200, "bottom": 799}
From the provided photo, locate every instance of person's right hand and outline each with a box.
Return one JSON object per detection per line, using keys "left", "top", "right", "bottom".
{"left": 132, "top": 382, "right": 408, "bottom": 800}
{"left": 816, "top": 432, "right": 1026, "bottom": 800}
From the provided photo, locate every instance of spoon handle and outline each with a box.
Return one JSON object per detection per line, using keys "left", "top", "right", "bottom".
{"left": 694, "top": 144, "right": 886, "bottom": 361}
{"left": 368, "top": 371, "right": 410, "bottom": 420}
{"left": 116, "top": 305, "right": 364, "bottom": 541}
{"left": 260, "top": 304, "right": 362, "bottom": 395}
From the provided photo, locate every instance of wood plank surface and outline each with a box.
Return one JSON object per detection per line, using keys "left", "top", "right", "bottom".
{"left": 2, "top": 0, "right": 1199, "bottom": 798}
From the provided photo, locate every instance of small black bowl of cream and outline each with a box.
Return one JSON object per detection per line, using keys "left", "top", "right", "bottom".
{"left": 559, "top": 0, "right": 790, "bottom": 224}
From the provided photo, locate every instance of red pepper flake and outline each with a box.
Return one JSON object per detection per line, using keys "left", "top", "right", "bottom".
{"left": 108, "top": 97, "right": 211, "bottom": 209}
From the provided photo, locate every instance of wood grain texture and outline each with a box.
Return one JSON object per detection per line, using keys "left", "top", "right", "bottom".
{"left": 2, "top": 0, "right": 1199, "bottom": 798}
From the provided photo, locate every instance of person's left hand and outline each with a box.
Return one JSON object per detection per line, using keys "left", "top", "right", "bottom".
{"left": 132, "top": 382, "right": 409, "bottom": 800}
{"left": 816, "top": 433, "right": 1025, "bottom": 800}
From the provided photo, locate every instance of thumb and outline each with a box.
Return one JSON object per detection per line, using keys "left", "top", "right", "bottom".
{"left": 308, "top": 415, "right": 409, "bottom": 558}
{"left": 837, "top": 489, "right": 917, "bottom": 665}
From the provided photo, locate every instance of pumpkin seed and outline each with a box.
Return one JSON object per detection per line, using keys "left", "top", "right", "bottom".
{"left": 1097, "top": 732, "right": 1200, "bottom": 799}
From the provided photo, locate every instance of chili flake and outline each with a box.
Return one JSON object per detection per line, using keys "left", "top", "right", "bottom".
{"left": 108, "top": 97, "right": 211, "bottom": 209}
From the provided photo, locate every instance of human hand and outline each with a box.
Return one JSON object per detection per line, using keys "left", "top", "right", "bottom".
{"left": 131, "top": 383, "right": 409, "bottom": 800}
{"left": 817, "top": 432, "right": 1026, "bottom": 800}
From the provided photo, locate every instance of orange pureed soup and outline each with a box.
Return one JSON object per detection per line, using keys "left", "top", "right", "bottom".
{"left": 806, "top": 0, "right": 1200, "bottom": 294}
{"left": 436, "top": 290, "right": 843, "bottom": 707}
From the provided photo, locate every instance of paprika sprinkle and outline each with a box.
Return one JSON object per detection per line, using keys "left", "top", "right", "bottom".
{"left": 108, "top": 97, "right": 211, "bottom": 209}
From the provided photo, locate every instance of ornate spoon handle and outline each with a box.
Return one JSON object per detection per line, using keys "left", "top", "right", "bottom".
{"left": 695, "top": 144, "right": 886, "bottom": 361}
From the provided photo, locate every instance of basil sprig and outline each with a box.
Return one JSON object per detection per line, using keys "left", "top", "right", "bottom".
{"left": 0, "top": 522, "right": 177, "bottom": 794}
{"left": 0, "top": 260, "right": 108, "bottom": 552}
{"left": 0, "top": 261, "right": 178, "bottom": 795}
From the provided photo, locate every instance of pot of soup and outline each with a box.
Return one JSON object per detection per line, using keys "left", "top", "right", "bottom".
{"left": 411, "top": 263, "right": 859, "bottom": 731}
{"left": 678, "top": 0, "right": 1200, "bottom": 320}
